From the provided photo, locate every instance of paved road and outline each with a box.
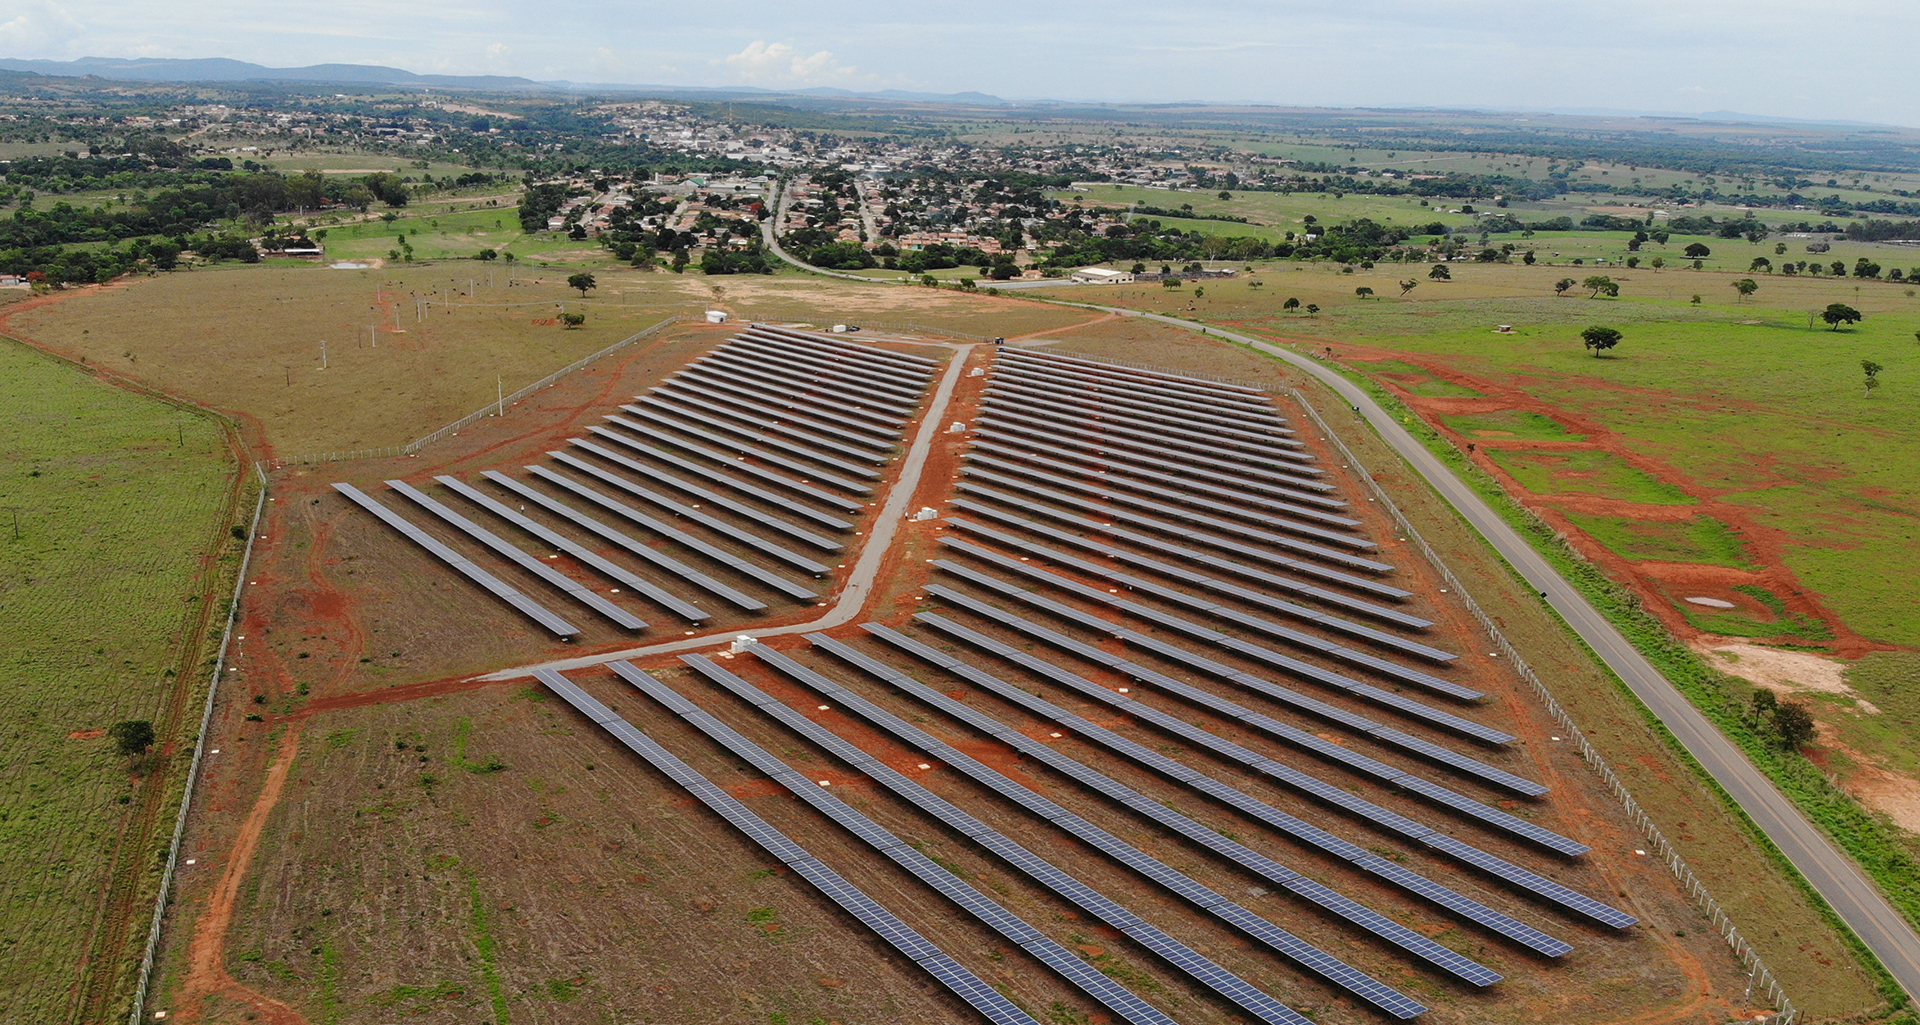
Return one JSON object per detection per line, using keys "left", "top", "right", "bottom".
{"left": 478, "top": 339, "right": 975, "bottom": 681}
{"left": 761, "top": 231, "right": 1920, "bottom": 1002}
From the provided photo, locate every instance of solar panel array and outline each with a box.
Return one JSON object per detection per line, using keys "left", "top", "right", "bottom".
{"left": 531, "top": 668, "right": 1042, "bottom": 1025}
{"left": 329, "top": 326, "right": 934, "bottom": 640}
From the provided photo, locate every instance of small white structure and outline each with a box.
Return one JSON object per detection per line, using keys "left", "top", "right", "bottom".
{"left": 705, "top": 310, "right": 730, "bottom": 324}
{"left": 912, "top": 507, "right": 938, "bottom": 521}
{"left": 830, "top": 324, "right": 850, "bottom": 333}
{"left": 968, "top": 367, "right": 985, "bottom": 377}
{"left": 729, "top": 635, "right": 759, "bottom": 653}
{"left": 947, "top": 422, "right": 967, "bottom": 434}
{"left": 1071, "top": 267, "right": 1135, "bottom": 284}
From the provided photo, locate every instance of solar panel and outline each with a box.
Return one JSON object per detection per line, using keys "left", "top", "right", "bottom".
{"left": 996, "top": 361, "right": 1291, "bottom": 428}
{"left": 546, "top": 452, "right": 828, "bottom": 577}
{"left": 928, "top": 560, "right": 1501, "bottom": 747}
{"left": 971, "top": 415, "right": 1330, "bottom": 508}
{"left": 978, "top": 400, "right": 1328, "bottom": 485}
{"left": 725, "top": 336, "right": 934, "bottom": 396}
{"left": 526, "top": 464, "right": 818, "bottom": 600}
{"left": 676, "top": 361, "right": 908, "bottom": 430}
{"left": 1013, "top": 941, "right": 1179, "bottom": 1025}
{"left": 700, "top": 343, "right": 927, "bottom": 403}
{"left": 945, "top": 498, "right": 1403, "bottom": 606}
{"left": 998, "top": 348, "right": 1266, "bottom": 398}
{"left": 1420, "top": 833, "right": 1638, "bottom": 927}
{"left": 638, "top": 392, "right": 889, "bottom": 466}
{"left": 1394, "top": 776, "right": 1591, "bottom": 855}
{"left": 664, "top": 368, "right": 904, "bottom": 439}
{"left": 1116, "top": 924, "right": 1320, "bottom": 1025}
{"left": 566, "top": 438, "right": 844, "bottom": 551}
{"left": 976, "top": 386, "right": 1303, "bottom": 462}
{"left": 694, "top": 350, "right": 924, "bottom": 414}
{"left": 970, "top": 441, "right": 1338, "bottom": 523}
{"left": 614, "top": 406, "right": 878, "bottom": 493}
{"left": 1281, "top": 875, "right": 1501, "bottom": 985}
{"left": 330, "top": 483, "right": 580, "bottom": 637}
{"left": 957, "top": 480, "right": 1393, "bottom": 586}
{"left": 987, "top": 378, "right": 1294, "bottom": 449}
{"left": 494, "top": 469, "right": 776, "bottom": 610}
{"left": 1201, "top": 902, "right": 1427, "bottom": 1019}
{"left": 982, "top": 388, "right": 1313, "bottom": 469}
{"left": 656, "top": 377, "right": 897, "bottom": 452}
{"left": 911, "top": 954, "right": 1044, "bottom": 1025}
{"left": 432, "top": 475, "right": 709, "bottom": 622}
{"left": 583, "top": 425, "right": 859, "bottom": 524}
{"left": 385, "top": 480, "right": 647, "bottom": 631}
{"left": 600, "top": 416, "right": 869, "bottom": 511}
{"left": 1352, "top": 854, "right": 1572, "bottom": 956}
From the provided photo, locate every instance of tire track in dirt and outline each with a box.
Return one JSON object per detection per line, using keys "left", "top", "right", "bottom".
{"left": 177, "top": 724, "right": 309, "bottom": 1025}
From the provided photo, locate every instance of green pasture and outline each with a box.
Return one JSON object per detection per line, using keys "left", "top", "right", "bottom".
{"left": 0, "top": 339, "right": 237, "bottom": 1021}
{"left": 1563, "top": 512, "right": 1754, "bottom": 568}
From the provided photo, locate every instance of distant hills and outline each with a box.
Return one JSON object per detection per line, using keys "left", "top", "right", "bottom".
{"left": 0, "top": 56, "right": 1013, "bottom": 105}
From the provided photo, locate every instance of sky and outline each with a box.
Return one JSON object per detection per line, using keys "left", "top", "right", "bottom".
{"left": 4, "top": 0, "right": 1918, "bottom": 127}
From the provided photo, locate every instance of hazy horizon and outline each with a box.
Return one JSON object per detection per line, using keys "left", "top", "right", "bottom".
{"left": 3, "top": 1, "right": 1917, "bottom": 127}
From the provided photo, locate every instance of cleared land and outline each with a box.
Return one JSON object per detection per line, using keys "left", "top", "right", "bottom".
{"left": 128, "top": 326, "right": 1874, "bottom": 1024}
{"left": 0, "top": 336, "right": 241, "bottom": 1023}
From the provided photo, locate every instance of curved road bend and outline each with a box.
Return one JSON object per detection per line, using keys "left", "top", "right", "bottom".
{"left": 478, "top": 340, "right": 976, "bottom": 681}
{"left": 754, "top": 205, "right": 1920, "bottom": 1000}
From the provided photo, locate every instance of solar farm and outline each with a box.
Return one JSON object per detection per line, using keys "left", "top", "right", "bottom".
{"left": 300, "top": 326, "right": 1737, "bottom": 1023}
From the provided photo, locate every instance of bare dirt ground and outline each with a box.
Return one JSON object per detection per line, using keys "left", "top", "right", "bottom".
{"left": 125, "top": 321, "right": 1882, "bottom": 1025}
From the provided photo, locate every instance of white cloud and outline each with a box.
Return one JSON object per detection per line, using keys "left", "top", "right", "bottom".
{"left": 719, "top": 40, "right": 856, "bottom": 84}
{"left": 0, "top": 0, "right": 85, "bottom": 56}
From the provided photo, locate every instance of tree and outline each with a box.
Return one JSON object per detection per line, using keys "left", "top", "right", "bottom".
{"left": 1550, "top": 277, "right": 1574, "bottom": 296}
{"left": 1581, "top": 325, "right": 1623, "bottom": 357}
{"left": 1522, "top": 250, "right": 1536, "bottom": 265}
{"left": 1691, "top": 294, "right": 1702, "bottom": 305}
{"left": 1398, "top": 279, "right": 1417, "bottom": 297}
{"left": 1862, "top": 359, "right": 1884, "bottom": 397}
{"left": 1650, "top": 256, "right": 1665, "bottom": 271}
{"left": 567, "top": 272, "right": 597, "bottom": 298}
{"left": 1130, "top": 263, "right": 1146, "bottom": 274}
{"left": 1651, "top": 230, "right": 1670, "bottom": 246}
{"left": 1772, "top": 700, "right": 1817, "bottom": 750}
{"left": 559, "top": 311, "right": 586, "bottom": 328}
{"left": 1282, "top": 296, "right": 1300, "bottom": 312}
{"left": 147, "top": 240, "right": 180, "bottom": 272}
{"left": 1749, "top": 257, "right": 1772, "bottom": 273}
{"left": 1305, "top": 303, "right": 1320, "bottom": 316}
{"left": 1354, "top": 286, "right": 1374, "bottom": 299}
{"left": 1428, "top": 264, "right": 1451, "bottom": 280}
{"left": 1582, "top": 274, "right": 1618, "bottom": 298}
{"left": 108, "top": 720, "right": 155, "bottom": 759}
{"left": 1683, "top": 242, "right": 1712, "bottom": 259}
{"left": 1731, "top": 278, "right": 1758, "bottom": 302}
{"left": 1774, "top": 242, "right": 1788, "bottom": 255}
{"left": 1822, "top": 303, "right": 1863, "bottom": 330}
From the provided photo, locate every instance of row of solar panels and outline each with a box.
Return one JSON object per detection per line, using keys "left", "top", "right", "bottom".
{"left": 762, "top": 639, "right": 1509, "bottom": 985}
{"left": 891, "top": 608, "right": 1636, "bottom": 929}
{"left": 720, "top": 647, "right": 1430, "bottom": 1019}
{"left": 532, "top": 668, "right": 1044, "bottom": 1025}
{"left": 828, "top": 626, "right": 1575, "bottom": 957}
{"left": 919, "top": 576, "right": 1578, "bottom": 857}
{"left": 978, "top": 398, "right": 1325, "bottom": 485}
{"left": 655, "top": 656, "right": 1335, "bottom": 1025}
{"left": 994, "top": 347, "right": 1266, "bottom": 403}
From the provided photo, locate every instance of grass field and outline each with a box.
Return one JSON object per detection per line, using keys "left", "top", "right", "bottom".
{"left": 1486, "top": 448, "right": 1695, "bottom": 504}
{"left": 0, "top": 338, "right": 239, "bottom": 1023}
{"left": 1562, "top": 512, "right": 1754, "bottom": 568}
{"left": 1076, "top": 262, "right": 1920, "bottom": 650}
{"left": 4, "top": 267, "right": 1092, "bottom": 456}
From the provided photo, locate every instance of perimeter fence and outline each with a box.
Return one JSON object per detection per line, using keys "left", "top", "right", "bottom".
{"left": 265, "top": 316, "right": 677, "bottom": 470}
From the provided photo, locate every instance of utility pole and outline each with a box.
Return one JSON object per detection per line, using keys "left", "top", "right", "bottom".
{"left": 370, "top": 323, "right": 376, "bottom": 348}
{"left": 321, "top": 339, "right": 328, "bottom": 369}
{"left": 497, "top": 376, "right": 504, "bottom": 417}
